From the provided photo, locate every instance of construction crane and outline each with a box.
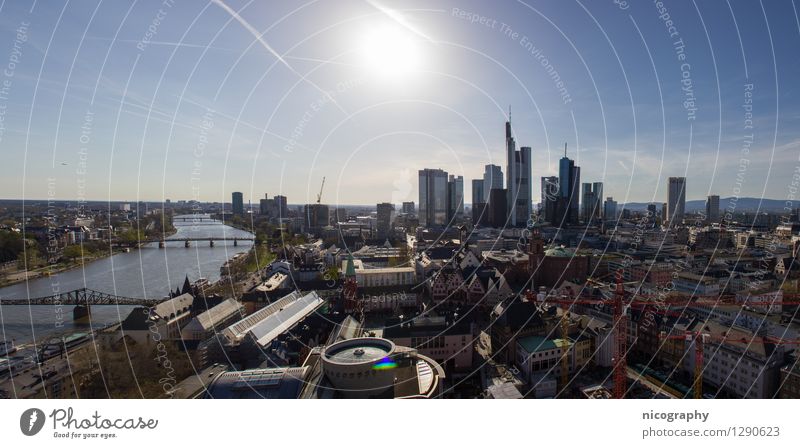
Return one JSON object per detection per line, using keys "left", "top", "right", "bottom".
{"left": 527, "top": 270, "right": 800, "bottom": 399}
{"left": 659, "top": 331, "right": 800, "bottom": 399}
{"left": 526, "top": 270, "right": 629, "bottom": 398}
{"left": 559, "top": 301, "right": 570, "bottom": 395}
{"left": 611, "top": 271, "right": 628, "bottom": 399}
{"left": 316, "top": 176, "right": 326, "bottom": 204}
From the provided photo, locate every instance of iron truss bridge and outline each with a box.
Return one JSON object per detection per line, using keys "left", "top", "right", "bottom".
{"left": 0, "top": 288, "right": 164, "bottom": 306}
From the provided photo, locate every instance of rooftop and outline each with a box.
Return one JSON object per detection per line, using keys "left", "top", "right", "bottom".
{"left": 194, "top": 298, "right": 243, "bottom": 332}
{"left": 206, "top": 367, "right": 309, "bottom": 399}
{"left": 223, "top": 291, "right": 304, "bottom": 341}
{"left": 517, "top": 335, "right": 569, "bottom": 353}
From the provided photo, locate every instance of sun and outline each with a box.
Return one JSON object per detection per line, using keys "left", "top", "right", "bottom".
{"left": 358, "top": 25, "right": 422, "bottom": 80}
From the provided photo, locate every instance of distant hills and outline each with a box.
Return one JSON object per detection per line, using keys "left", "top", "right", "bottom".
{"left": 622, "top": 197, "right": 790, "bottom": 213}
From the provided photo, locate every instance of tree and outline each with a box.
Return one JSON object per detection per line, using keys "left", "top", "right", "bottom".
{"left": 117, "top": 228, "right": 144, "bottom": 245}
{"left": 17, "top": 244, "right": 42, "bottom": 269}
{"left": 77, "top": 341, "right": 194, "bottom": 398}
{"left": 62, "top": 245, "right": 84, "bottom": 261}
{"left": 0, "top": 230, "right": 24, "bottom": 262}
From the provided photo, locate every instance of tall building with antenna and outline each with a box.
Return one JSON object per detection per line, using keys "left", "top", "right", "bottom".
{"left": 505, "top": 110, "right": 532, "bottom": 226}
{"left": 558, "top": 144, "right": 580, "bottom": 225}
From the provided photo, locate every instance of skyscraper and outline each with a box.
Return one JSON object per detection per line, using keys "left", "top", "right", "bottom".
{"left": 581, "top": 183, "right": 595, "bottom": 223}
{"left": 472, "top": 179, "right": 486, "bottom": 225}
{"left": 506, "top": 119, "right": 516, "bottom": 225}
{"left": 592, "top": 182, "right": 604, "bottom": 220}
{"left": 706, "top": 195, "right": 720, "bottom": 224}
{"left": 488, "top": 188, "right": 508, "bottom": 228}
{"left": 274, "top": 195, "right": 288, "bottom": 218}
{"left": 402, "top": 201, "right": 415, "bottom": 215}
{"left": 647, "top": 203, "right": 657, "bottom": 228}
{"left": 418, "top": 169, "right": 448, "bottom": 227}
{"left": 667, "top": 177, "right": 686, "bottom": 225}
{"left": 304, "top": 204, "right": 329, "bottom": 228}
{"left": 541, "top": 176, "right": 559, "bottom": 224}
{"left": 335, "top": 207, "right": 348, "bottom": 222}
{"left": 504, "top": 118, "right": 532, "bottom": 226}
{"left": 232, "top": 192, "right": 244, "bottom": 215}
{"left": 259, "top": 194, "right": 275, "bottom": 216}
{"left": 447, "top": 175, "right": 464, "bottom": 221}
{"left": 472, "top": 179, "right": 484, "bottom": 207}
{"left": 376, "top": 202, "right": 394, "bottom": 238}
{"left": 604, "top": 197, "right": 617, "bottom": 220}
{"left": 558, "top": 145, "right": 580, "bottom": 225}
{"left": 483, "top": 164, "right": 503, "bottom": 202}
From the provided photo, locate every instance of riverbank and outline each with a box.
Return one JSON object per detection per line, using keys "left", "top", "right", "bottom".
{"left": 0, "top": 229, "right": 179, "bottom": 289}
{"left": 0, "top": 248, "right": 128, "bottom": 289}
{"left": 0, "top": 216, "right": 253, "bottom": 351}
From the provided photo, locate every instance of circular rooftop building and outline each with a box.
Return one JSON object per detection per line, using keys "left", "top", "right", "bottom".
{"left": 321, "top": 337, "right": 398, "bottom": 398}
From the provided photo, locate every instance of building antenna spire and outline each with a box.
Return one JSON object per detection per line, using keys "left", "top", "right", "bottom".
{"left": 508, "top": 105, "right": 511, "bottom": 121}
{"left": 564, "top": 142, "right": 567, "bottom": 157}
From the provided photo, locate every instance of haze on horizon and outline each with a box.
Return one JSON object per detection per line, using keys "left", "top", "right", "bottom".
{"left": 0, "top": 0, "right": 798, "bottom": 209}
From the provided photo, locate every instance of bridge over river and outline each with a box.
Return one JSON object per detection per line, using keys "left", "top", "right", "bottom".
{"left": 144, "top": 236, "right": 255, "bottom": 247}
{"left": 0, "top": 288, "right": 166, "bottom": 322}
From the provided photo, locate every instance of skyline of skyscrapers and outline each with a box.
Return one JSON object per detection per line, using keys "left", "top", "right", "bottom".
{"left": 404, "top": 120, "right": 711, "bottom": 231}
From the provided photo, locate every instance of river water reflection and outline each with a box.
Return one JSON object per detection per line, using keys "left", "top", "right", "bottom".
{"left": 0, "top": 215, "right": 253, "bottom": 344}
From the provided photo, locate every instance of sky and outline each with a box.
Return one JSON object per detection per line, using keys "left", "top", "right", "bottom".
{"left": 0, "top": 0, "right": 799, "bottom": 208}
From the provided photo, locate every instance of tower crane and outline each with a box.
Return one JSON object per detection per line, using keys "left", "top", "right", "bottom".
{"left": 659, "top": 330, "right": 800, "bottom": 398}
{"left": 525, "top": 268, "right": 800, "bottom": 399}
{"left": 316, "top": 176, "right": 326, "bottom": 204}
{"left": 526, "top": 270, "right": 629, "bottom": 398}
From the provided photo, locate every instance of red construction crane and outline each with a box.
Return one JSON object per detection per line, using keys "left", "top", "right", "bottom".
{"left": 611, "top": 271, "right": 628, "bottom": 399}
{"left": 659, "top": 331, "right": 800, "bottom": 398}
{"left": 525, "top": 269, "right": 800, "bottom": 399}
{"left": 526, "top": 270, "right": 630, "bottom": 398}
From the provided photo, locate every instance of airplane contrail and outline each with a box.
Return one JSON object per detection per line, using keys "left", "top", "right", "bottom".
{"left": 211, "top": 0, "right": 291, "bottom": 69}
{"left": 211, "top": 0, "right": 345, "bottom": 112}
{"left": 364, "top": 0, "right": 434, "bottom": 42}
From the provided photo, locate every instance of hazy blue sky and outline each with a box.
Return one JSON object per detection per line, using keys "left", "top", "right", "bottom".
{"left": 0, "top": 0, "right": 798, "bottom": 207}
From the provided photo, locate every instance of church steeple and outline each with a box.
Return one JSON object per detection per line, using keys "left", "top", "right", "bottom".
{"left": 181, "top": 275, "right": 192, "bottom": 295}
{"left": 342, "top": 253, "right": 359, "bottom": 315}
{"left": 345, "top": 254, "right": 356, "bottom": 278}
{"left": 528, "top": 223, "right": 544, "bottom": 278}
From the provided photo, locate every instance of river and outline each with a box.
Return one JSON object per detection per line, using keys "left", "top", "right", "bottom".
{"left": 0, "top": 215, "right": 253, "bottom": 346}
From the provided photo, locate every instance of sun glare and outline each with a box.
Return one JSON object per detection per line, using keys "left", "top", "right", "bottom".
{"left": 359, "top": 25, "right": 422, "bottom": 80}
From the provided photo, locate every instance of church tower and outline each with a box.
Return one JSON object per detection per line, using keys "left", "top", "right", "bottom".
{"left": 528, "top": 224, "right": 544, "bottom": 284}
{"left": 342, "top": 254, "right": 359, "bottom": 314}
